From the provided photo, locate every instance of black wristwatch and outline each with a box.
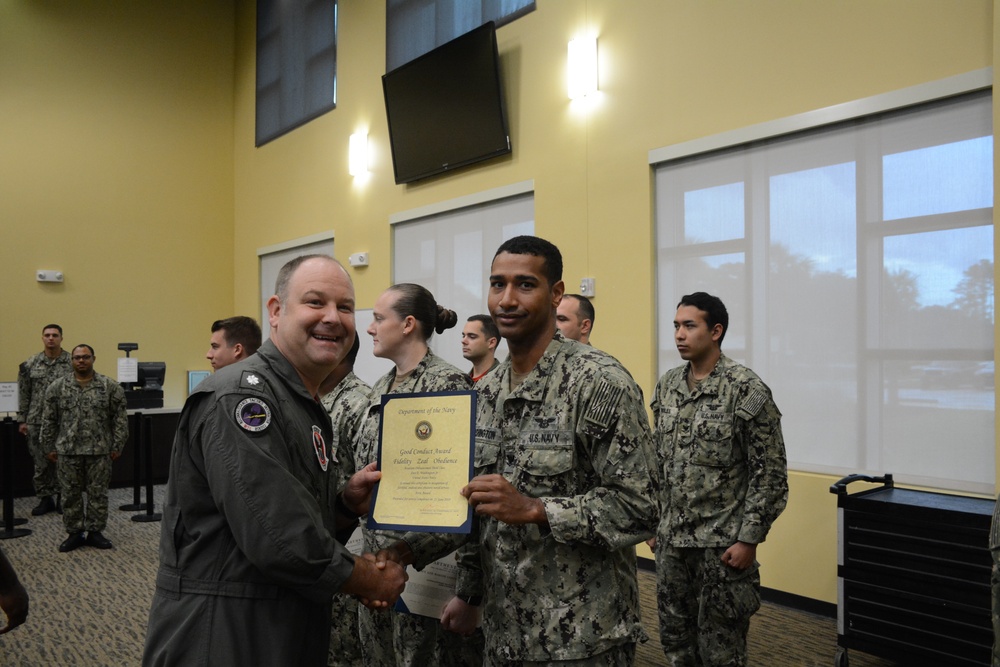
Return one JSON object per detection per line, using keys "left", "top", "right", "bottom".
{"left": 457, "top": 594, "right": 482, "bottom": 606}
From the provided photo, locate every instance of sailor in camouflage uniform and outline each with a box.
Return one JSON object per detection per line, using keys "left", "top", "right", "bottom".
{"left": 384, "top": 236, "right": 658, "bottom": 666}
{"left": 652, "top": 292, "right": 788, "bottom": 666}
{"left": 17, "top": 324, "right": 72, "bottom": 516}
{"left": 320, "top": 333, "right": 372, "bottom": 667}
{"left": 355, "top": 283, "right": 483, "bottom": 667}
{"left": 39, "top": 344, "right": 128, "bottom": 552}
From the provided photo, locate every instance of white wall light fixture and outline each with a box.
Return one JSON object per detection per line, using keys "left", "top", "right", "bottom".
{"left": 349, "top": 131, "right": 368, "bottom": 177}
{"left": 567, "top": 35, "right": 598, "bottom": 100}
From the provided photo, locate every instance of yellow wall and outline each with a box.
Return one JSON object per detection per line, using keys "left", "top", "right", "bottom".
{"left": 231, "top": 0, "right": 994, "bottom": 603}
{"left": 2, "top": 0, "right": 994, "bottom": 605}
{"left": 1, "top": 2, "right": 236, "bottom": 407}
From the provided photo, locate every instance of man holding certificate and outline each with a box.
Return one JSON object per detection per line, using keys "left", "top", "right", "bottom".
{"left": 380, "top": 236, "right": 659, "bottom": 665}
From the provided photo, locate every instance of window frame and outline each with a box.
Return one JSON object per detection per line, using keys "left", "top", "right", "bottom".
{"left": 650, "top": 70, "right": 994, "bottom": 494}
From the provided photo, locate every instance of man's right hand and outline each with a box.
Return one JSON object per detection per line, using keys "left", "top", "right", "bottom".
{"left": 340, "top": 553, "right": 407, "bottom": 610}
{"left": 17, "top": 423, "right": 27, "bottom": 437}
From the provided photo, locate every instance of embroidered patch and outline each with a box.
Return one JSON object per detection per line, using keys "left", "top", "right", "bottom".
{"left": 240, "top": 370, "right": 266, "bottom": 390}
{"left": 415, "top": 420, "right": 432, "bottom": 440}
{"left": 585, "top": 380, "right": 624, "bottom": 431}
{"left": 737, "top": 389, "right": 767, "bottom": 420}
{"left": 312, "top": 425, "right": 329, "bottom": 471}
{"left": 235, "top": 398, "right": 271, "bottom": 432}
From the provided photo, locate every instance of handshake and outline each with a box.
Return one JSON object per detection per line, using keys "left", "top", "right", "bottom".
{"left": 340, "top": 541, "right": 414, "bottom": 609}
{"left": 336, "top": 464, "right": 415, "bottom": 609}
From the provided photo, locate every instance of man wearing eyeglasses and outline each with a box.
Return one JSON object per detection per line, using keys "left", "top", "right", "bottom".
{"left": 16, "top": 324, "right": 72, "bottom": 516}
{"left": 39, "top": 345, "right": 128, "bottom": 553}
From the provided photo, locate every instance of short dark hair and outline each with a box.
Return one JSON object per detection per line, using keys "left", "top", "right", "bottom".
{"left": 562, "top": 294, "right": 595, "bottom": 327}
{"left": 274, "top": 254, "right": 343, "bottom": 302}
{"left": 43, "top": 324, "right": 62, "bottom": 335}
{"left": 677, "top": 292, "right": 729, "bottom": 345}
{"left": 467, "top": 314, "right": 500, "bottom": 342}
{"left": 212, "top": 316, "right": 262, "bottom": 356}
{"left": 493, "top": 235, "right": 562, "bottom": 287}
{"left": 387, "top": 283, "right": 458, "bottom": 341}
{"left": 72, "top": 344, "right": 95, "bottom": 357}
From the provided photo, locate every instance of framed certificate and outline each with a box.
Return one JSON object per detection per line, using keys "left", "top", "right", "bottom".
{"left": 368, "top": 390, "right": 476, "bottom": 533}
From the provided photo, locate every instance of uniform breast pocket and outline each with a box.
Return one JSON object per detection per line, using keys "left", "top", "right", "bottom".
{"left": 516, "top": 433, "right": 575, "bottom": 496}
{"left": 474, "top": 439, "right": 500, "bottom": 472}
{"left": 656, "top": 408, "right": 678, "bottom": 437}
{"left": 692, "top": 418, "right": 735, "bottom": 468}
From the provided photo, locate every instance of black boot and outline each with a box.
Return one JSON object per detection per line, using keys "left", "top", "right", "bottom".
{"left": 58, "top": 532, "right": 86, "bottom": 552}
{"left": 86, "top": 531, "right": 113, "bottom": 549}
{"left": 31, "top": 496, "right": 56, "bottom": 516}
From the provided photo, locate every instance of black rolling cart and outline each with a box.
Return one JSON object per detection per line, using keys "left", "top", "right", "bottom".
{"left": 830, "top": 473, "right": 994, "bottom": 667}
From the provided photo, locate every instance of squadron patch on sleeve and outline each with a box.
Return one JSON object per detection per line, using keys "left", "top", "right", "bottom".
{"left": 585, "top": 379, "right": 625, "bottom": 431}
{"left": 235, "top": 397, "right": 272, "bottom": 432}
{"left": 312, "top": 425, "right": 329, "bottom": 471}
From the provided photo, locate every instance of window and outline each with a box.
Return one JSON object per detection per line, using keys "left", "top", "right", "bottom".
{"left": 654, "top": 90, "right": 993, "bottom": 494}
{"left": 386, "top": 0, "right": 534, "bottom": 71}
{"left": 257, "top": 233, "right": 335, "bottom": 341}
{"left": 256, "top": 0, "right": 337, "bottom": 146}
{"left": 391, "top": 189, "right": 534, "bottom": 370}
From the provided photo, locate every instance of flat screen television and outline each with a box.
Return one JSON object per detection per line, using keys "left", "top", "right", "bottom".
{"left": 382, "top": 22, "right": 511, "bottom": 184}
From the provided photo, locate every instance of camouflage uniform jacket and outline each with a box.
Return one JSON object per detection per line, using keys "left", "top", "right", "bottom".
{"left": 40, "top": 371, "right": 127, "bottom": 456}
{"left": 321, "top": 371, "right": 372, "bottom": 495}
{"left": 652, "top": 353, "right": 788, "bottom": 547}
{"left": 356, "top": 350, "right": 472, "bottom": 550}
{"left": 406, "top": 333, "right": 659, "bottom": 662}
{"left": 17, "top": 350, "right": 72, "bottom": 425}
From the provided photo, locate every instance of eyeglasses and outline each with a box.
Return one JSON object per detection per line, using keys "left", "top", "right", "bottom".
{"left": 72, "top": 355, "right": 93, "bottom": 361}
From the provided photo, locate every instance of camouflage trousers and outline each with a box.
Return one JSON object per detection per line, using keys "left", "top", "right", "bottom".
{"left": 329, "top": 592, "right": 364, "bottom": 667}
{"left": 485, "top": 643, "right": 635, "bottom": 667}
{"left": 25, "top": 425, "right": 59, "bottom": 498}
{"left": 358, "top": 603, "right": 484, "bottom": 667}
{"left": 57, "top": 454, "right": 112, "bottom": 534}
{"left": 655, "top": 545, "right": 761, "bottom": 667}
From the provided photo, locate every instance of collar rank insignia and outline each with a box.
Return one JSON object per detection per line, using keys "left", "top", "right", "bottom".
{"left": 235, "top": 397, "right": 271, "bottom": 432}
{"left": 312, "top": 425, "right": 329, "bottom": 471}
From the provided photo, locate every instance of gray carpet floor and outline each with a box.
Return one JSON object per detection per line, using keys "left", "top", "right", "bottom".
{"left": 0, "top": 486, "right": 898, "bottom": 666}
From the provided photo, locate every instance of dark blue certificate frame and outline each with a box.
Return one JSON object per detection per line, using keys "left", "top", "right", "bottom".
{"left": 367, "top": 390, "right": 477, "bottom": 533}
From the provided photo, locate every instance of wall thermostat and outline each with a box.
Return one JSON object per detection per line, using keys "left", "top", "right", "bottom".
{"left": 348, "top": 252, "right": 369, "bottom": 267}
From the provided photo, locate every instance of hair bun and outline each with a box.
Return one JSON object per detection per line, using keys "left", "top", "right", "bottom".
{"left": 435, "top": 306, "right": 458, "bottom": 334}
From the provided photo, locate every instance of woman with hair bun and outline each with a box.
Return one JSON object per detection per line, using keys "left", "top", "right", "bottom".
{"left": 354, "top": 283, "right": 483, "bottom": 667}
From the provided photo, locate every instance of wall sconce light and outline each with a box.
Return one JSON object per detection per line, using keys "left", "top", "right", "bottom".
{"left": 567, "top": 35, "right": 598, "bottom": 100}
{"left": 349, "top": 131, "right": 368, "bottom": 176}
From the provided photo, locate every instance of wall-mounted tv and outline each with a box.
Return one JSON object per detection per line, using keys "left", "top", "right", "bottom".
{"left": 382, "top": 22, "right": 511, "bottom": 185}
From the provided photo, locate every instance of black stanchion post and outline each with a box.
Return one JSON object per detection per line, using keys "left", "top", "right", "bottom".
{"left": 0, "top": 416, "right": 31, "bottom": 539}
{"left": 133, "top": 414, "right": 160, "bottom": 523}
{"left": 119, "top": 411, "right": 143, "bottom": 511}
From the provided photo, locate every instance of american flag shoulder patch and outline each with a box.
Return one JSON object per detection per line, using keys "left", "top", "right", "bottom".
{"left": 585, "top": 380, "right": 624, "bottom": 430}
{"left": 737, "top": 389, "right": 766, "bottom": 419}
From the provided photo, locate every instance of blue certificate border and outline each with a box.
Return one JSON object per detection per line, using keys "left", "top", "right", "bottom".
{"left": 367, "top": 389, "right": 476, "bottom": 534}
